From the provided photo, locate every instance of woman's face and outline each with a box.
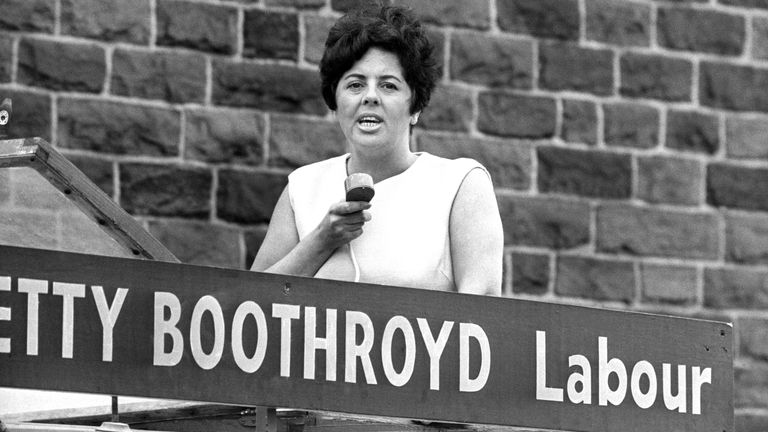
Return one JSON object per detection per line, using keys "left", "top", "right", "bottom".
{"left": 334, "top": 47, "right": 417, "bottom": 156}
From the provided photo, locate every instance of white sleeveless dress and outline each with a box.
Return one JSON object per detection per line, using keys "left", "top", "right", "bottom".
{"left": 288, "top": 152, "right": 486, "bottom": 291}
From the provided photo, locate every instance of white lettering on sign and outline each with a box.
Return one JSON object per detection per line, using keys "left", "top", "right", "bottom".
{"left": 599, "top": 336, "right": 627, "bottom": 406}
{"left": 91, "top": 286, "right": 128, "bottom": 362}
{"left": 417, "top": 318, "right": 453, "bottom": 391}
{"left": 345, "top": 310, "right": 377, "bottom": 385}
{"left": 691, "top": 366, "right": 711, "bottom": 415}
{"left": 663, "top": 364, "right": 687, "bottom": 413}
{"left": 536, "top": 330, "right": 563, "bottom": 402}
{"left": 232, "top": 301, "right": 268, "bottom": 373}
{"left": 190, "top": 295, "right": 225, "bottom": 370}
{"left": 153, "top": 292, "right": 184, "bottom": 366}
{"left": 18, "top": 278, "right": 47, "bottom": 356}
{"left": 631, "top": 360, "right": 657, "bottom": 409}
{"left": 459, "top": 323, "right": 490, "bottom": 392}
{"left": 304, "top": 307, "right": 337, "bottom": 381}
{"left": 52, "top": 282, "right": 85, "bottom": 359}
{"left": 568, "top": 354, "right": 592, "bottom": 404}
{"left": 0, "top": 276, "right": 10, "bottom": 353}
{"left": 381, "top": 316, "right": 416, "bottom": 387}
{"left": 272, "top": 303, "right": 300, "bottom": 377}
{"left": 535, "top": 330, "right": 713, "bottom": 414}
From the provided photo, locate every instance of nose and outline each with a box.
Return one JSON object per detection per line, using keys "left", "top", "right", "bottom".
{"left": 363, "top": 86, "right": 380, "bottom": 105}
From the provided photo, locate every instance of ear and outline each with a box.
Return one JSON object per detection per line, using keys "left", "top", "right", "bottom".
{"left": 410, "top": 112, "right": 420, "bottom": 126}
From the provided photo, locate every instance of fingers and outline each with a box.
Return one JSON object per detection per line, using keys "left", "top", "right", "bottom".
{"left": 319, "top": 202, "right": 372, "bottom": 248}
{"left": 330, "top": 201, "right": 371, "bottom": 215}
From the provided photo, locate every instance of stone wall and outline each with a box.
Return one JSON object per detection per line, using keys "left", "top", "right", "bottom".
{"left": 1, "top": 0, "right": 768, "bottom": 429}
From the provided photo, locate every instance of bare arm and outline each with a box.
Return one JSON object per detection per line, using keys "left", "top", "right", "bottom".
{"left": 250, "top": 186, "right": 371, "bottom": 277}
{"left": 449, "top": 168, "right": 504, "bottom": 296}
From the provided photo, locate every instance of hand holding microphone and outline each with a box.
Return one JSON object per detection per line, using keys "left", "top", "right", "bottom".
{"left": 315, "top": 173, "right": 375, "bottom": 251}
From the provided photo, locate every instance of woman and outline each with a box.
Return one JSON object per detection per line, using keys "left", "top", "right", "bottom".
{"left": 251, "top": 5, "right": 502, "bottom": 296}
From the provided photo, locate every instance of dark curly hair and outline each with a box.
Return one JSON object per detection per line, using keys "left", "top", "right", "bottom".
{"left": 319, "top": 5, "right": 440, "bottom": 115}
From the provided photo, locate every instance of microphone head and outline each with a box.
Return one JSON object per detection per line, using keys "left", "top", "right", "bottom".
{"left": 345, "top": 173, "right": 375, "bottom": 202}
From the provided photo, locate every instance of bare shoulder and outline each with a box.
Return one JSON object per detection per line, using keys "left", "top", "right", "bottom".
{"left": 450, "top": 165, "right": 503, "bottom": 296}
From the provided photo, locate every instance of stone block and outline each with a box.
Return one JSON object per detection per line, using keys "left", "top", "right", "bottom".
{"left": 585, "top": 0, "right": 651, "bottom": 47}
{"left": 417, "top": 134, "right": 532, "bottom": 190}
{"left": 707, "top": 163, "right": 768, "bottom": 212}
{"left": 726, "top": 114, "right": 768, "bottom": 159}
{"left": 478, "top": 93, "right": 556, "bottom": 138}
{"left": 58, "top": 98, "right": 180, "bottom": 157}
{"left": 61, "top": 0, "right": 150, "bottom": 44}
{"left": 245, "top": 226, "right": 269, "bottom": 270}
{"left": 18, "top": 38, "right": 105, "bottom": 93}
{"left": 392, "top": 0, "right": 490, "bottom": 29}
{"left": 0, "top": 0, "right": 55, "bottom": 33}
{"left": 735, "top": 364, "right": 768, "bottom": 409}
{"left": 184, "top": 108, "right": 265, "bottom": 165}
{"left": 511, "top": 252, "right": 550, "bottom": 295}
{"left": 704, "top": 267, "right": 768, "bottom": 309}
{"left": 212, "top": 61, "right": 327, "bottom": 115}
{"left": 497, "top": 0, "right": 579, "bottom": 41}
{"left": 620, "top": 53, "right": 692, "bottom": 102}
{"left": 304, "top": 15, "right": 336, "bottom": 64}
{"left": 719, "top": 0, "right": 768, "bottom": 8}
{"left": 603, "top": 102, "right": 659, "bottom": 149}
{"left": 597, "top": 204, "right": 719, "bottom": 259}
{"left": 120, "top": 163, "right": 212, "bottom": 219}
{"left": 700, "top": 61, "right": 768, "bottom": 112}
{"left": 658, "top": 7, "right": 745, "bottom": 56}
{"left": 148, "top": 220, "right": 241, "bottom": 268}
{"left": 450, "top": 32, "right": 533, "bottom": 89}
{"left": 537, "top": 146, "right": 631, "bottom": 199}
{"left": 111, "top": 49, "right": 206, "bottom": 103}
{"left": 269, "top": 115, "right": 347, "bottom": 168}
{"left": 726, "top": 211, "right": 768, "bottom": 265}
{"left": 0, "top": 89, "right": 51, "bottom": 141}
{"left": 217, "top": 170, "right": 288, "bottom": 225}
{"left": 666, "top": 109, "right": 719, "bottom": 154}
{"left": 738, "top": 317, "right": 768, "bottom": 363}
{"left": 555, "top": 256, "right": 635, "bottom": 303}
{"left": 753, "top": 16, "right": 768, "bottom": 60}
{"left": 539, "top": 42, "right": 613, "bottom": 96}
{"left": 0, "top": 35, "right": 13, "bottom": 83}
{"left": 639, "top": 263, "right": 697, "bottom": 305}
{"left": 636, "top": 155, "right": 702, "bottom": 206}
{"left": 67, "top": 154, "right": 114, "bottom": 197}
{"left": 244, "top": 10, "right": 299, "bottom": 60}
{"left": 417, "top": 85, "right": 473, "bottom": 133}
{"left": 156, "top": 0, "right": 238, "bottom": 54}
{"left": 265, "top": 0, "right": 324, "bottom": 7}
{"left": 562, "top": 99, "right": 597, "bottom": 145}
{"left": 331, "top": 0, "right": 392, "bottom": 12}
{"left": 496, "top": 195, "right": 590, "bottom": 249}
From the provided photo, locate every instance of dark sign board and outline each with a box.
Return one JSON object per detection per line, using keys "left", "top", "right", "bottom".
{"left": 0, "top": 245, "right": 733, "bottom": 431}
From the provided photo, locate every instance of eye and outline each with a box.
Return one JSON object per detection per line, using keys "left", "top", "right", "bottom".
{"left": 381, "top": 82, "right": 398, "bottom": 91}
{"left": 347, "top": 81, "right": 364, "bottom": 90}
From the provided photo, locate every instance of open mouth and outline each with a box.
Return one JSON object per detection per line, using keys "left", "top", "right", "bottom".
{"left": 357, "top": 115, "right": 382, "bottom": 130}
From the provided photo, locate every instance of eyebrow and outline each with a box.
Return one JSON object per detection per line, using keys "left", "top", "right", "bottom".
{"left": 341, "top": 72, "right": 404, "bottom": 83}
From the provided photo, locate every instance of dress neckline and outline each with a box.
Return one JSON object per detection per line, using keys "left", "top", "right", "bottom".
{"left": 343, "top": 152, "right": 427, "bottom": 186}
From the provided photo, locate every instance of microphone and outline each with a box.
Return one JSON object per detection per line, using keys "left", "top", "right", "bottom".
{"left": 345, "top": 173, "right": 375, "bottom": 202}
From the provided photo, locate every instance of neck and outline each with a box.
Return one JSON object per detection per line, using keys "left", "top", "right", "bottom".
{"left": 347, "top": 149, "right": 418, "bottom": 183}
